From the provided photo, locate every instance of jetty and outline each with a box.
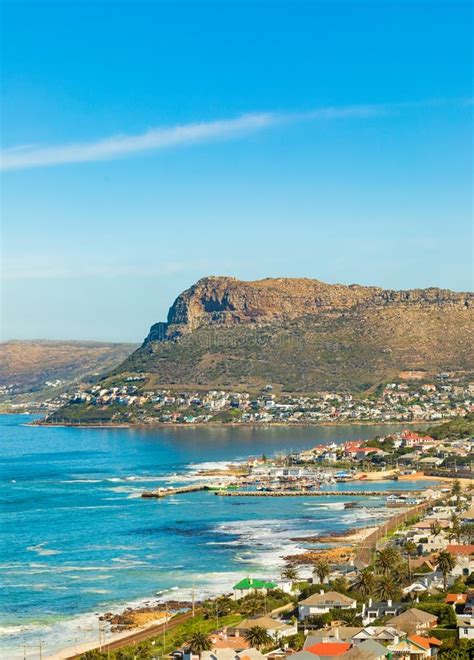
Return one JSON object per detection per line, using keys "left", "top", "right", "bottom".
{"left": 141, "top": 484, "right": 209, "bottom": 498}
{"left": 214, "top": 489, "right": 415, "bottom": 497}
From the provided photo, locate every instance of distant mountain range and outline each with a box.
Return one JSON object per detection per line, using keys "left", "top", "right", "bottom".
{"left": 114, "top": 276, "right": 473, "bottom": 392}
{"left": 0, "top": 340, "right": 138, "bottom": 394}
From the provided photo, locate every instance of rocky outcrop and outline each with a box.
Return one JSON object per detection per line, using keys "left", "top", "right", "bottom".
{"left": 144, "top": 276, "right": 473, "bottom": 343}
{"left": 112, "top": 276, "right": 473, "bottom": 392}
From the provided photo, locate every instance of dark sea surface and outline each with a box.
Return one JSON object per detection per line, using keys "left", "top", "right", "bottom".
{"left": 0, "top": 415, "right": 432, "bottom": 657}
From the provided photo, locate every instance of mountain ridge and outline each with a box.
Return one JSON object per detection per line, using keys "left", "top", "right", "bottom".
{"left": 0, "top": 340, "right": 139, "bottom": 392}
{"left": 113, "top": 276, "right": 473, "bottom": 392}
{"left": 145, "top": 276, "right": 472, "bottom": 343}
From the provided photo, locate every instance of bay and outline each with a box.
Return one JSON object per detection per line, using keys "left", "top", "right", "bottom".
{"left": 0, "top": 415, "right": 430, "bottom": 657}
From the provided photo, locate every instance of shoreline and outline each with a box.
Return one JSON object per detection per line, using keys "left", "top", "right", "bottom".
{"left": 29, "top": 418, "right": 428, "bottom": 429}
{"left": 35, "top": 483, "right": 442, "bottom": 660}
{"left": 47, "top": 510, "right": 407, "bottom": 658}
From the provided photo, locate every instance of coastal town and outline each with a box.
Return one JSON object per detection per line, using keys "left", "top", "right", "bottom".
{"left": 56, "top": 474, "right": 474, "bottom": 660}
{"left": 41, "top": 413, "right": 474, "bottom": 660}
{"left": 12, "top": 373, "right": 474, "bottom": 427}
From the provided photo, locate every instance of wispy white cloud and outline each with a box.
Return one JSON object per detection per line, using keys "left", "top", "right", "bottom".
{"left": 0, "top": 99, "right": 468, "bottom": 171}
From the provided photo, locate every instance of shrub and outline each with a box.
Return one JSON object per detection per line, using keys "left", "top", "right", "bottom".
{"left": 417, "top": 603, "right": 457, "bottom": 627}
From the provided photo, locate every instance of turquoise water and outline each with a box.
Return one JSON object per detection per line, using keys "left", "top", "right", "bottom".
{"left": 0, "top": 415, "right": 432, "bottom": 657}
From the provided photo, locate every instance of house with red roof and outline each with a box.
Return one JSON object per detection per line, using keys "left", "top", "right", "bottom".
{"left": 400, "top": 430, "right": 435, "bottom": 448}
{"left": 304, "top": 642, "right": 351, "bottom": 657}
{"left": 445, "top": 593, "right": 467, "bottom": 606}
{"left": 387, "top": 634, "right": 441, "bottom": 658}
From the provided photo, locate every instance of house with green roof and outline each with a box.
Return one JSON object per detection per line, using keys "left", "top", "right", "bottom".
{"left": 233, "top": 577, "right": 278, "bottom": 599}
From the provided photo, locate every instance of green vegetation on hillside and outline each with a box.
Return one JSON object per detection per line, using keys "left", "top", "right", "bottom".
{"left": 116, "top": 304, "right": 474, "bottom": 392}
{"left": 425, "top": 412, "right": 474, "bottom": 439}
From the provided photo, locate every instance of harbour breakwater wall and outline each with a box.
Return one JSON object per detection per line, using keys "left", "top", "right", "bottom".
{"left": 214, "top": 489, "right": 415, "bottom": 497}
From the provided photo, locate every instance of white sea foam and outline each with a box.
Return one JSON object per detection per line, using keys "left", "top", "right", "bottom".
{"left": 213, "top": 518, "right": 307, "bottom": 570}
{"left": 304, "top": 501, "right": 346, "bottom": 510}
{"left": 187, "top": 460, "right": 234, "bottom": 472}
{"left": 26, "top": 543, "right": 61, "bottom": 556}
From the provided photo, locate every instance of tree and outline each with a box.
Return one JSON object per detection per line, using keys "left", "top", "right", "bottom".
{"left": 451, "top": 479, "right": 462, "bottom": 500}
{"left": 374, "top": 574, "right": 402, "bottom": 601}
{"left": 281, "top": 565, "right": 299, "bottom": 582}
{"left": 242, "top": 626, "right": 272, "bottom": 649}
{"left": 332, "top": 608, "right": 362, "bottom": 626}
{"left": 461, "top": 523, "right": 474, "bottom": 543}
{"left": 239, "top": 593, "right": 266, "bottom": 616}
{"left": 135, "top": 641, "right": 155, "bottom": 659}
{"left": 305, "top": 614, "right": 332, "bottom": 629}
{"left": 353, "top": 567, "right": 376, "bottom": 597}
{"left": 430, "top": 521, "right": 442, "bottom": 538}
{"left": 188, "top": 632, "right": 213, "bottom": 656}
{"left": 403, "top": 540, "right": 418, "bottom": 580}
{"left": 449, "top": 514, "right": 462, "bottom": 544}
{"left": 204, "top": 595, "right": 236, "bottom": 618}
{"left": 287, "top": 632, "right": 305, "bottom": 651}
{"left": 375, "top": 546, "right": 402, "bottom": 576}
{"left": 404, "top": 540, "right": 418, "bottom": 557}
{"left": 435, "top": 550, "right": 456, "bottom": 591}
{"left": 313, "top": 559, "right": 330, "bottom": 584}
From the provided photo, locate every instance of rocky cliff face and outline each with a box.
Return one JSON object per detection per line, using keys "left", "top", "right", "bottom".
{"left": 115, "top": 276, "right": 473, "bottom": 392}
{"left": 145, "top": 276, "right": 473, "bottom": 343}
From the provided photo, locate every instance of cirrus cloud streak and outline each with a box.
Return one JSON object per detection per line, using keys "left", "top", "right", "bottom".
{"left": 0, "top": 99, "right": 467, "bottom": 171}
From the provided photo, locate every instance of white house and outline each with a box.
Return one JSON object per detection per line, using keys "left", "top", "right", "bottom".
{"left": 458, "top": 616, "right": 474, "bottom": 640}
{"left": 298, "top": 590, "right": 356, "bottom": 620}
{"left": 447, "top": 545, "right": 474, "bottom": 577}
{"left": 232, "top": 615, "right": 297, "bottom": 641}
{"left": 232, "top": 578, "right": 277, "bottom": 600}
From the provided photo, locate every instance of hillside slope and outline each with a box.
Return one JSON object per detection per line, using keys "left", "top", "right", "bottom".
{"left": 0, "top": 340, "right": 138, "bottom": 392}
{"left": 114, "top": 276, "right": 473, "bottom": 392}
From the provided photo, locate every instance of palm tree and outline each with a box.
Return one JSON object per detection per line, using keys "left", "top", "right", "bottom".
{"left": 435, "top": 550, "right": 456, "bottom": 591}
{"left": 449, "top": 514, "right": 462, "bottom": 544}
{"left": 338, "top": 608, "right": 362, "bottom": 626}
{"left": 461, "top": 522, "right": 474, "bottom": 543}
{"left": 430, "top": 521, "right": 442, "bottom": 538}
{"left": 313, "top": 559, "right": 330, "bottom": 584}
{"left": 451, "top": 479, "right": 462, "bottom": 506}
{"left": 353, "top": 567, "right": 376, "bottom": 597}
{"left": 403, "top": 540, "right": 418, "bottom": 580}
{"left": 375, "top": 546, "right": 401, "bottom": 576}
{"left": 188, "top": 631, "right": 213, "bottom": 656}
{"left": 281, "top": 565, "right": 298, "bottom": 582}
{"left": 374, "top": 574, "right": 401, "bottom": 602}
{"left": 242, "top": 626, "right": 272, "bottom": 649}
{"left": 404, "top": 540, "right": 418, "bottom": 557}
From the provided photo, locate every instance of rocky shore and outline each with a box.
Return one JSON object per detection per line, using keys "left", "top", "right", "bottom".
{"left": 100, "top": 600, "right": 194, "bottom": 631}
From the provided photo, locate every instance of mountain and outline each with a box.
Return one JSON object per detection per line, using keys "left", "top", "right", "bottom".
{"left": 113, "top": 276, "right": 473, "bottom": 392}
{"left": 0, "top": 340, "right": 138, "bottom": 393}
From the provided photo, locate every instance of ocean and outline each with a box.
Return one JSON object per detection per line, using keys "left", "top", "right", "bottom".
{"left": 0, "top": 415, "right": 431, "bottom": 658}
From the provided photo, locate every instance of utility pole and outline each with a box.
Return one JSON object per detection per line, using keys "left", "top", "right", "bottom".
{"left": 192, "top": 582, "right": 195, "bottom": 618}
{"left": 163, "top": 601, "right": 169, "bottom": 654}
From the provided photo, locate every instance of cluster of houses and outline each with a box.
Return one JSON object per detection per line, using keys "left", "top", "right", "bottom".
{"left": 175, "top": 592, "right": 447, "bottom": 660}
{"left": 171, "top": 494, "right": 473, "bottom": 660}
{"left": 280, "top": 430, "right": 473, "bottom": 475}
{"left": 17, "top": 374, "right": 473, "bottom": 423}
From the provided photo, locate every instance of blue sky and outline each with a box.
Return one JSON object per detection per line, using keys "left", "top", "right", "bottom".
{"left": 1, "top": 0, "right": 472, "bottom": 341}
